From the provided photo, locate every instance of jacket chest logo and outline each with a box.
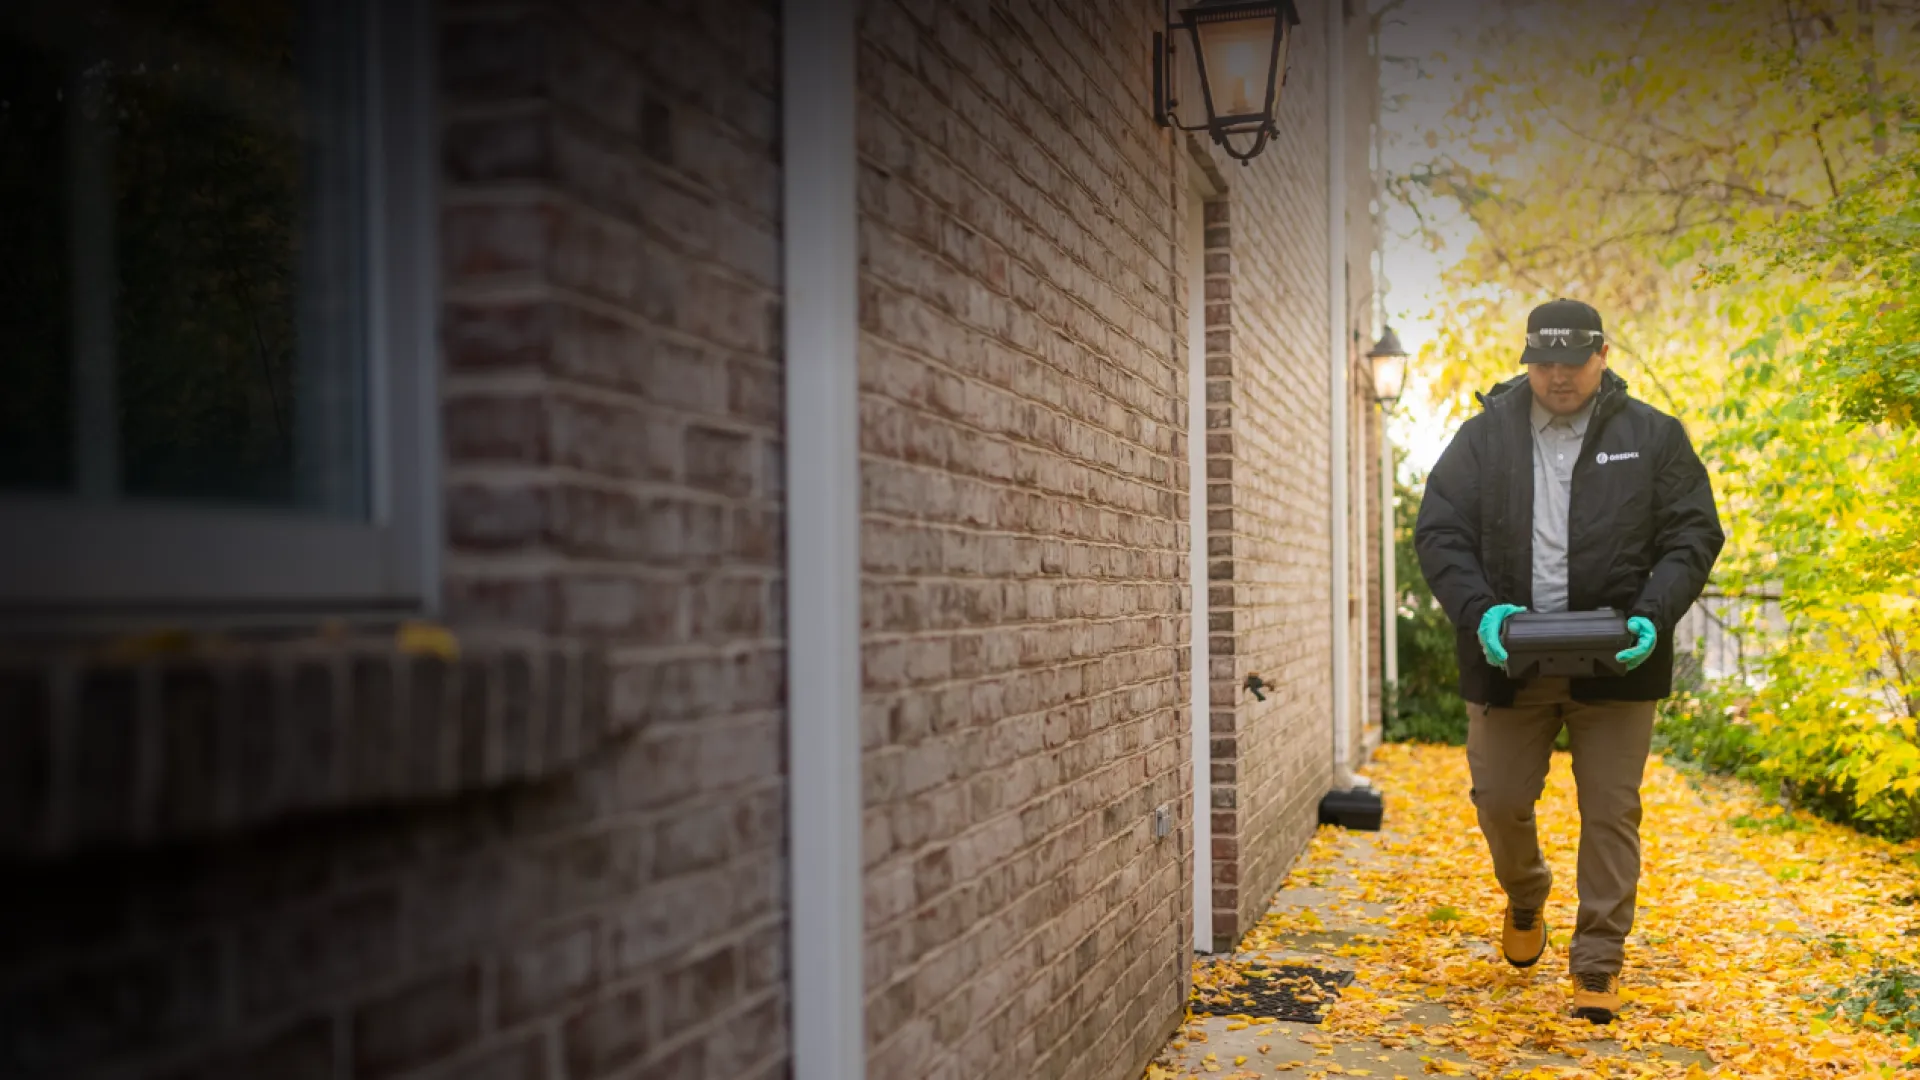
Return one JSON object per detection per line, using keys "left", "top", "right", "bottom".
{"left": 1595, "top": 450, "right": 1640, "bottom": 464}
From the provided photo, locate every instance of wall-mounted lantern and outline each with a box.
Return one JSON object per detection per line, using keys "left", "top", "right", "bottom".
{"left": 1153, "top": 0, "right": 1302, "bottom": 165}
{"left": 1367, "top": 324, "right": 1410, "bottom": 407}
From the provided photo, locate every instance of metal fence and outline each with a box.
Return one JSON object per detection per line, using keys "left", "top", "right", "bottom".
{"left": 1673, "top": 587, "right": 1786, "bottom": 684}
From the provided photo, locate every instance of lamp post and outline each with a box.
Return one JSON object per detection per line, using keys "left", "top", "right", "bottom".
{"left": 1153, "top": 0, "right": 1303, "bottom": 164}
{"left": 1367, "top": 326, "right": 1409, "bottom": 726}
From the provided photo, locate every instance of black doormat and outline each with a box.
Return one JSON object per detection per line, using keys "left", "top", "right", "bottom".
{"left": 1190, "top": 964, "right": 1355, "bottom": 1024}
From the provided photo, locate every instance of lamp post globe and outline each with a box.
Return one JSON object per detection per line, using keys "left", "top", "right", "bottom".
{"left": 1367, "top": 324, "right": 1410, "bottom": 407}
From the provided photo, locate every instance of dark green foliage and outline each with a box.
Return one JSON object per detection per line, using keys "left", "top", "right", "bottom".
{"left": 1386, "top": 471, "right": 1471, "bottom": 746}
{"left": 1651, "top": 651, "right": 1756, "bottom": 776}
{"left": 1824, "top": 962, "right": 1920, "bottom": 1041}
{"left": 1654, "top": 657, "right": 1920, "bottom": 842}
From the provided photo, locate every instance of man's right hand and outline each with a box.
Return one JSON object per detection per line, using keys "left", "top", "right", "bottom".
{"left": 1478, "top": 604, "right": 1528, "bottom": 667}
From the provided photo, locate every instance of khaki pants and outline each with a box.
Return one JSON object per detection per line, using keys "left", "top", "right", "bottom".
{"left": 1465, "top": 677, "right": 1654, "bottom": 976}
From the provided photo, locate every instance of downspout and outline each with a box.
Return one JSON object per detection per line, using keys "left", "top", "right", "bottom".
{"left": 783, "top": 0, "right": 865, "bottom": 1076}
{"left": 1382, "top": 403, "right": 1397, "bottom": 722}
{"left": 1325, "top": 0, "right": 1354, "bottom": 792}
{"left": 1373, "top": 93, "right": 1398, "bottom": 737}
{"left": 1354, "top": 351, "right": 1368, "bottom": 763}
{"left": 1380, "top": 404, "right": 1397, "bottom": 725}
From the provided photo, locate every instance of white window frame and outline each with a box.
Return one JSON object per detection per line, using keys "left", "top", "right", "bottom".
{"left": 0, "top": 0, "right": 439, "bottom": 626}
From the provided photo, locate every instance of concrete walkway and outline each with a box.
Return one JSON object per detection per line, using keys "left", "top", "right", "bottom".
{"left": 1148, "top": 800, "right": 1717, "bottom": 1078}
{"left": 1147, "top": 741, "right": 1920, "bottom": 1077}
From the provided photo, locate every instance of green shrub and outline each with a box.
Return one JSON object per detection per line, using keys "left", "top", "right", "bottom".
{"left": 1652, "top": 664, "right": 1759, "bottom": 779}
{"left": 1653, "top": 648, "right": 1920, "bottom": 842}
{"left": 1824, "top": 961, "right": 1920, "bottom": 1041}
{"left": 1386, "top": 474, "right": 1470, "bottom": 747}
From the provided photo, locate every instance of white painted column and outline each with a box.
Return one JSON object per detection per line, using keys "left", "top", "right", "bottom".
{"left": 782, "top": 0, "right": 865, "bottom": 1075}
{"left": 1325, "top": 0, "right": 1354, "bottom": 789}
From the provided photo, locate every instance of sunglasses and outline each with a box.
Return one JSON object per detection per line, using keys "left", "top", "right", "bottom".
{"left": 1526, "top": 329, "right": 1606, "bottom": 349}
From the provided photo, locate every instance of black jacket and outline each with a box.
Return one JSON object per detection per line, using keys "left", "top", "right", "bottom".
{"left": 1413, "top": 369, "right": 1725, "bottom": 706}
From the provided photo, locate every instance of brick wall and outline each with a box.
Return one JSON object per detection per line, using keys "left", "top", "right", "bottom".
{"left": 1201, "top": 0, "right": 1383, "bottom": 949}
{"left": 0, "top": 3, "right": 1391, "bottom": 1078}
{"left": 0, "top": 3, "right": 790, "bottom": 1078}
{"left": 853, "top": 0, "right": 1192, "bottom": 1076}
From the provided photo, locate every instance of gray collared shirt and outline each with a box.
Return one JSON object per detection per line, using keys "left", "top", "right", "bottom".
{"left": 1529, "top": 393, "right": 1595, "bottom": 614}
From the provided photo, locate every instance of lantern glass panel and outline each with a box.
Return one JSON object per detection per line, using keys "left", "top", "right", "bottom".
{"left": 1372, "top": 352, "right": 1408, "bottom": 404}
{"left": 1192, "top": 11, "right": 1278, "bottom": 119}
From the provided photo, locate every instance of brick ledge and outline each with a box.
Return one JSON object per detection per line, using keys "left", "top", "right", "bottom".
{"left": 0, "top": 634, "right": 612, "bottom": 859}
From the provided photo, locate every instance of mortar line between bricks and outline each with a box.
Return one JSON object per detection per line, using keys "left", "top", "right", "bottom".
{"left": 866, "top": 5, "right": 1168, "bottom": 255}
{"left": 864, "top": 191, "right": 1175, "bottom": 370}
{"left": 535, "top": 105, "right": 780, "bottom": 229}
{"left": 856, "top": 520, "right": 1186, "bottom": 561}
{"left": 862, "top": 61, "right": 1176, "bottom": 304}
{"left": 401, "top": 844, "right": 783, "bottom": 963}
{"left": 855, "top": 92, "right": 1171, "bottom": 307}
{"left": 1028, "top": 926, "right": 1177, "bottom": 1073}
{"left": 864, "top": 205, "right": 1175, "bottom": 365}
{"left": 612, "top": 982, "right": 787, "bottom": 1075}
{"left": 444, "top": 468, "right": 782, "bottom": 521}
{"left": 547, "top": 3, "right": 783, "bottom": 141}
{"left": 868, "top": 835, "right": 1180, "bottom": 1038}
{"left": 858, "top": 616, "right": 1185, "bottom": 646}
{"left": 856, "top": 329, "right": 1181, "bottom": 463}
{"left": 861, "top": 194, "right": 1173, "bottom": 373}
{"left": 861, "top": 701, "right": 1169, "bottom": 758}
{"left": 444, "top": 182, "right": 784, "bottom": 283}
{"left": 854, "top": 386, "right": 1184, "bottom": 497}
{"left": 860, "top": 224, "right": 1176, "bottom": 394}
{"left": 441, "top": 462, "right": 783, "bottom": 506}
{"left": 871, "top": 810, "right": 1186, "bottom": 1071}
{"left": 858, "top": 461, "right": 1180, "bottom": 523}
{"left": 443, "top": 281, "right": 786, "bottom": 371}
{"left": 859, "top": 245, "right": 1181, "bottom": 388}
{"left": 442, "top": 372, "right": 772, "bottom": 430}
{"left": 870, "top": 745, "right": 1184, "bottom": 911}
{"left": 443, "top": 552, "right": 782, "bottom": 583}
{"left": 858, "top": 640, "right": 1183, "bottom": 687}
{"left": 860, "top": 478, "right": 1184, "bottom": 539}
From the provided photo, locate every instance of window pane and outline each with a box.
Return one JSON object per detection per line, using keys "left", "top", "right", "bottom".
{"left": 0, "top": 0, "right": 370, "bottom": 518}
{"left": 0, "top": 26, "right": 75, "bottom": 493}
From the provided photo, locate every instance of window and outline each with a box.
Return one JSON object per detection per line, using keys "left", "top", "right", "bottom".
{"left": 0, "top": 0, "right": 436, "bottom": 622}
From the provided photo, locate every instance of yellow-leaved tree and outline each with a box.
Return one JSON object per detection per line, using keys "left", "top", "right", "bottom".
{"left": 1394, "top": 0, "right": 1920, "bottom": 831}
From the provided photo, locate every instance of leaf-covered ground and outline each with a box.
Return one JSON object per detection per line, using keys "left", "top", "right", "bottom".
{"left": 1150, "top": 743, "right": 1920, "bottom": 1078}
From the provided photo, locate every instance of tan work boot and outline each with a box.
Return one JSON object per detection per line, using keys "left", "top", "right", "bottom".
{"left": 1570, "top": 971, "right": 1623, "bottom": 1024}
{"left": 1500, "top": 904, "right": 1546, "bottom": 968}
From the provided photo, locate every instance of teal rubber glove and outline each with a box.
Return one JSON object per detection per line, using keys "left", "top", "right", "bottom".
{"left": 1617, "top": 616, "right": 1657, "bottom": 671}
{"left": 1477, "top": 604, "right": 1528, "bottom": 667}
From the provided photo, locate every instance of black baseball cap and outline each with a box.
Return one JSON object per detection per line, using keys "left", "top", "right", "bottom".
{"left": 1521, "top": 298, "right": 1605, "bottom": 366}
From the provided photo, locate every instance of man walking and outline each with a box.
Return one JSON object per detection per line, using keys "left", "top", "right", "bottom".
{"left": 1413, "top": 298, "right": 1724, "bottom": 1024}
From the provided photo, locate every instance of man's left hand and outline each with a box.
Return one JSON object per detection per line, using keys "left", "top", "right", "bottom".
{"left": 1617, "top": 616, "right": 1657, "bottom": 670}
